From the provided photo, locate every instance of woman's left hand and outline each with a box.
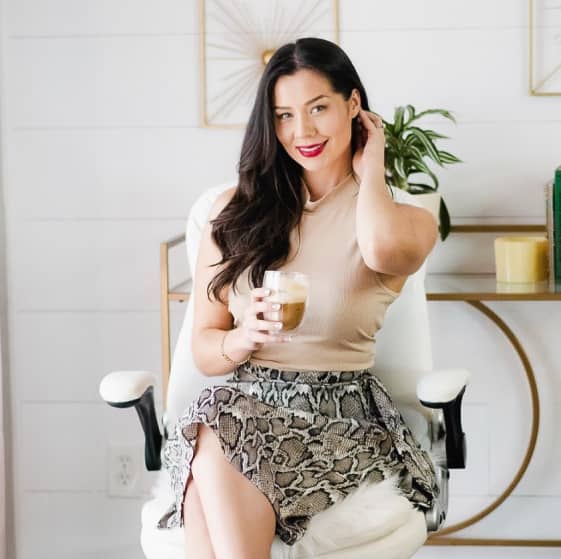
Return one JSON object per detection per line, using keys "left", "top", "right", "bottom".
{"left": 352, "top": 109, "right": 386, "bottom": 181}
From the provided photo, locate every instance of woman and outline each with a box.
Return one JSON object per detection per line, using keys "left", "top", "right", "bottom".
{"left": 158, "top": 37, "right": 439, "bottom": 559}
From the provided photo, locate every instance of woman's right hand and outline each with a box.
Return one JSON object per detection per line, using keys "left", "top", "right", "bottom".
{"left": 237, "top": 287, "right": 292, "bottom": 352}
{"left": 352, "top": 108, "right": 386, "bottom": 181}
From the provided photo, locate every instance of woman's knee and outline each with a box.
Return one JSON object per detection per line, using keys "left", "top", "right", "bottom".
{"left": 183, "top": 477, "right": 216, "bottom": 559}
{"left": 189, "top": 424, "right": 276, "bottom": 555}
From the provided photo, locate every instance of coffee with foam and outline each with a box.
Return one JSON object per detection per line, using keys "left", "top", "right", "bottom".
{"left": 263, "top": 272, "right": 309, "bottom": 332}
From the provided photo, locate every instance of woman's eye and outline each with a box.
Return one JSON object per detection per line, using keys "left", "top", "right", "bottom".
{"left": 311, "top": 105, "right": 326, "bottom": 114}
{"left": 276, "top": 112, "right": 291, "bottom": 120}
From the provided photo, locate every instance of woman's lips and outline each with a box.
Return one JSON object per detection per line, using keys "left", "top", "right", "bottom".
{"left": 296, "top": 140, "right": 327, "bottom": 158}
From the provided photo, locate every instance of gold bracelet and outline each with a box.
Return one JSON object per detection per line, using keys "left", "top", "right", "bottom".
{"left": 220, "top": 330, "right": 251, "bottom": 366}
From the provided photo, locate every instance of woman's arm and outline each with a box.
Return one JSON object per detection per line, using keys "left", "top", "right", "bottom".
{"left": 191, "top": 187, "right": 250, "bottom": 376}
{"left": 353, "top": 109, "right": 438, "bottom": 276}
{"left": 191, "top": 187, "right": 290, "bottom": 376}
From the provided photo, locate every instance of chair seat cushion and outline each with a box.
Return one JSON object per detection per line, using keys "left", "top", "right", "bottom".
{"left": 141, "top": 470, "right": 426, "bottom": 559}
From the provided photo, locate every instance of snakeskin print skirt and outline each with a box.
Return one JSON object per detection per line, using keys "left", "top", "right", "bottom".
{"left": 157, "top": 362, "right": 438, "bottom": 546}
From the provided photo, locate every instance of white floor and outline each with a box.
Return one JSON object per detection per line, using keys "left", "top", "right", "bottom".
{"left": 64, "top": 542, "right": 561, "bottom": 559}
{"left": 414, "top": 547, "right": 561, "bottom": 559}
{"left": 91, "top": 545, "right": 561, "bottom": 559}
{"left": 64, "top": 548, "right": 143, "bottom": 559}
{"left": 90, "top": 544, "right": 561, "bottom": 559}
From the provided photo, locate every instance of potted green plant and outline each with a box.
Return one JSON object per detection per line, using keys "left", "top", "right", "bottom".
{"left": 382, "top": 104, "right": 462, "bottom": 240}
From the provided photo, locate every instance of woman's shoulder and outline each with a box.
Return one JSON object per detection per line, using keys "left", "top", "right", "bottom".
{"left": 209, "top": 185, "right": 237, "bottom": 221}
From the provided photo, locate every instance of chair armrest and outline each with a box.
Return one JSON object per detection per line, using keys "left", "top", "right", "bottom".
{"left": 417, "top": 369, "right": 470, "bottom": 469}
{"left": 99, "top": 370, "right": 163, "bottom": 471}
{"left": 99, "top": 370, "right": 157, "bottom": 406}
{"left": 416, "top": 369, "right": 470, "bottom": 405}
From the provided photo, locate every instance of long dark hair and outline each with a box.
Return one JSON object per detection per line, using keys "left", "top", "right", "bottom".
{"left": 207, "top": 37, "right": 371, "bottom": 302}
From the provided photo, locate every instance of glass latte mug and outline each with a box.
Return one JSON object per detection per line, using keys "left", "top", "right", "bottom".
{"left": 262, "top": 271, "right": 309, "bottom": 333}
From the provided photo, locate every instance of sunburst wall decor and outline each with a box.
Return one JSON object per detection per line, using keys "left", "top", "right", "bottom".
{"left": 199, "top": 0, "right": 340, "bottom": 128}
{"left": 530, "top": 0, "right": 561, "bottom": 95}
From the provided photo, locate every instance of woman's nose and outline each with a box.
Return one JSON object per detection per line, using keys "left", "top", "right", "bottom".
{"left": 294, "top": 115, "right": 316, "bottom": 138}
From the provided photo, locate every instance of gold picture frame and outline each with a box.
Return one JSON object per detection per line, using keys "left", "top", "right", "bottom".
{"left": 199, "top": 0, "right": 340, "bottom": 128}
{"left": 529, "top": 0, "right": 561, "bottom": 95}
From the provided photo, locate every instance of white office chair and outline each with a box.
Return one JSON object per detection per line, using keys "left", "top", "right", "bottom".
{"left": 100, "top": 184, "right": 470, "bottom": 559}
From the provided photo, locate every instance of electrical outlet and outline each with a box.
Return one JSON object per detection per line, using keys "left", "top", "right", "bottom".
{"left": 107, "top": 443, "right": 143, "bottom": 498}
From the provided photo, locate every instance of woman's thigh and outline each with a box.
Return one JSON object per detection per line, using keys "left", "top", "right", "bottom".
{"left": 190, "top": 423, "right": 276, "bottom": 559}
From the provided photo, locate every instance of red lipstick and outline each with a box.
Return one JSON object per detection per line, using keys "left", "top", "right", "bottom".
{"left": 296, "top": 141, "right": 327, "bottom": 158}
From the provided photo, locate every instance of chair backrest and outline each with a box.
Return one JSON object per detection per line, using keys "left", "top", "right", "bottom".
{"left": 165, "top": 183, "right": 434, "bottom": 431}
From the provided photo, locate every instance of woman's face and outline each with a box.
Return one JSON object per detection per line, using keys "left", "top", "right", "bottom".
{"left": 273, "top": 69, "right": 360, "bottom": 172}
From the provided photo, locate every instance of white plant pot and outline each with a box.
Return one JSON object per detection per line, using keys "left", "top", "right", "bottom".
{"left": 413, "top": 192, "right": 441, "bottom": 223}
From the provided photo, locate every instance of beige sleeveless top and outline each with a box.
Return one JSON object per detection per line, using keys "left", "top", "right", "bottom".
{"left": 227, "top": 171, "right": 399, "bottom": 371}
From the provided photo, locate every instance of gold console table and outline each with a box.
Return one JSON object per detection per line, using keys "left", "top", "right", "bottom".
{"left": 160, "top": 222, "right": 561, "bottom": 547}
{"left": 424, "top": 223, "right": 561, "bottom": 547}
{"left": 424, "top": 272, "right": 561, "bottom": 548}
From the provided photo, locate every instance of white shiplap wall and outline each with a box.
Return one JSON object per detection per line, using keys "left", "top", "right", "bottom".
{"left": 1, "top": 1, "right": 560, "bottom": 558}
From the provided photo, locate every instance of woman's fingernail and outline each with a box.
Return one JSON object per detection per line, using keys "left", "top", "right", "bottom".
{"left": 264, "top": 288, "right": 271, "bottom": 296}
{"left": 275, "top": 322, "right": 282, "bottom": 330}
{"left": 272, "top": 303, "right": 280, "bottom": 310}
